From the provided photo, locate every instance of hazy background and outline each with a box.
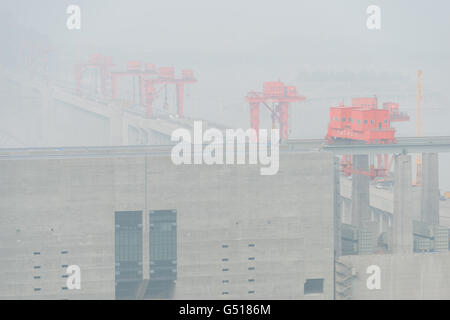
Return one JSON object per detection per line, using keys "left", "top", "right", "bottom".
{"left": 1, "top": 0, "right": 450, "bottom": 187}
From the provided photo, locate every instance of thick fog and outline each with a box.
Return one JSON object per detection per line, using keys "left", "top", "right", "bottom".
{"left": 1, "top": 0, "right": 450, "bottom": 187}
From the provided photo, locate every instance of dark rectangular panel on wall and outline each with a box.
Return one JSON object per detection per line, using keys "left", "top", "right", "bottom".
{"left": 115, "top": 211, "right": 143, "bottom": 299}
{"left": 149, "top": 210, "right": 177, "bottom": 281}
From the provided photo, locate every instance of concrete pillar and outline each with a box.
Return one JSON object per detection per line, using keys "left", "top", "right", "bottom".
{"left": 420, "top": 152, "right": 439, "bottom": 225}
{"left": 142, "top": 157, "right": 150, "bottom": 280}
{"left": 393, "top": 154, "right": 413, "bottom": 254}
{"left": 351, "top": 154, "right": 370, "bottom": 228}
{"left": 341, "top": 198, "right": 352, "bottom": 224}
{"left": 334, "top": 157, "right": 342, "bottom": 257}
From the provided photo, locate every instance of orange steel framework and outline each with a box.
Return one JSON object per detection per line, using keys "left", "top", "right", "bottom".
{"left": 326, "top": 97, "right": 409, "bottom": 179}
{"left": 141, "top": 67, "right": 196, "bottom": 118}
{"left": 75, "top": 54, "right": 114, "bottom": 97}
{"left": 110, "top": 62, "right": 196, "bottom": 118}
{"left": 75, "top": 55, "right": 196, "bottom": 118}
{"left": 110, "top": 61, "right": 158, "bottom": 116}
{"left": 246, "top": 81, "right": 306, "bottom": 141}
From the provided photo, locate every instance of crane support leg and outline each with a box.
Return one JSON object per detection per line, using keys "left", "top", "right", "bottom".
{"left": 176, "top": 83, "right": 185, "bottom": 118}
{"left": 250, "top": 102, "right": 260, "bottom": 136}
{"left": 278, "top": 102, "right": 289, "bottom": 141}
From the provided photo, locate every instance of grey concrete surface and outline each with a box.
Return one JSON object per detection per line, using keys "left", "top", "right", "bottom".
{"left": 0, "top": 150, "right": 337, "bottom": 299}
{"left": 351, "top": 155, "right": 370, "bottom": 228}
{"left": 393, "top": 154, "right": 413, "bottom": 254}
{"left": 339, "top": 252, "right": 450, "bottom": 299}
{"left": 421, "top": 153, "right": 440, "bottom": 225}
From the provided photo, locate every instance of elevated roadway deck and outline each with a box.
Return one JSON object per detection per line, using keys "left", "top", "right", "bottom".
{"left": 1, "top": 136, "right": 450, "bottom": 159}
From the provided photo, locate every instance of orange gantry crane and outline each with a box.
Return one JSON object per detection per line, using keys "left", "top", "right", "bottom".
{"left": 142, "top": 67, "right": 196, "bottom": 118}
{"left": 326, "top": 97, "right": 410, "bottom": 179}
{"left": 246, "top": 81, "right": 306, "bottom": 141}
{"left": 75, "top": 54, "right": 114, "bottom": 97}
{"left": 110, "top": 61, "right": 158, "bottom": 114}
{"left": 110, "top": 62, "right": 196, "bottom": 118}
{"left": 75, "top": 55, "right": 196, "bottom": 118}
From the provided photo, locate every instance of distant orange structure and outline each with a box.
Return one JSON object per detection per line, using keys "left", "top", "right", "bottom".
{"left": 75, "top": 55, "right": 196, "bottom": 118}
{"left": 74, "top": 54, "right": 114, "bottom": 97}
{"left": 246, "top": 81, "right": 306, "bottom": 141}
{"left": 111, "top": 62, "right": 196, "bottom": 118}
{"left": 326, "top": 97, "right": 409, "bottom": 179}
{"left": 326, "top": 97, "right": 396, "bottom": 144}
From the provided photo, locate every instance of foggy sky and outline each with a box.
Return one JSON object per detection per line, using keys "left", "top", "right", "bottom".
{"left": 2, "top": 0, "right": 450, "bottom": 189}
{"left": 3, "top": 0, "right": 450, "bottom": 67}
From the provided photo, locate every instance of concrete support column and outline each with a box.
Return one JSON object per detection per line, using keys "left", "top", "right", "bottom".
{"left": 420, "top": 152, "right": 439, "bottom": 225}
{"left": 351, "top": 154, "right": 370, "bottom": 228}
{"left": 341, "top": 198, "right": 352, "bottom": 224}
{"left": 393, "top": 154, "right": 413, "bottom": 254}
{"left": 142, "top": 157, "right": 150, "bottom": 280}
{"left": 334, "top": 157, "right": 342, "bottom": 257}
